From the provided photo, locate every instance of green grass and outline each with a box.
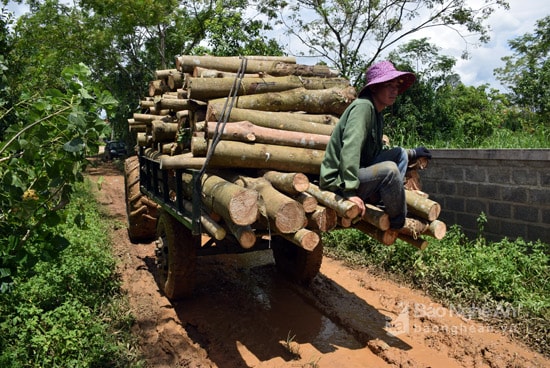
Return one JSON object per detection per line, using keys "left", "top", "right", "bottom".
{"left": 323, "top": 224, "right": 550, "bottom": 357}
{"left": 0, "top": 179, "right": 143, "bottom": 367}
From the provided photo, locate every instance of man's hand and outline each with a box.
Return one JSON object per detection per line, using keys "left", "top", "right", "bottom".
{"left": 346, "top": 195, "right": 366, "bottom": 217}
{"left": 408, "top": 146, "right": 432, "bottom": 160}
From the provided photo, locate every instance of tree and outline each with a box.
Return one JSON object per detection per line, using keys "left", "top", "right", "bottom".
{"left": 282, "top": 0, "right": 509, "bottom": 86}
{"left": 495, "top": 15, "right": 550, "bottom": 126}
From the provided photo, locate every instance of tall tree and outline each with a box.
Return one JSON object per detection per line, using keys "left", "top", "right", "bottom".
{"left": 495, "top": 15, "right": 550, "bottom": 126}
{"left": 282, "top": 0, "right": 509, "bottom": 85}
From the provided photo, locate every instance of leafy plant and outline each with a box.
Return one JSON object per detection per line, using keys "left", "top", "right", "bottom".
{"left": 0, "top": 63, "right": 117, "bottom": 292}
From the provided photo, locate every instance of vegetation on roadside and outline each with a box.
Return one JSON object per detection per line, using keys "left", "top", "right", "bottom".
{"left": 0, "top": 179, "right": 143, "bottom": 367}
{"left": 322, "top": 219, "right": 550, "bottom": 357}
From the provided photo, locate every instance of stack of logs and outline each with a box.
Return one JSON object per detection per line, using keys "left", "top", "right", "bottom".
{"left": 128, "top": 55, "right": 446, "bottom": 251}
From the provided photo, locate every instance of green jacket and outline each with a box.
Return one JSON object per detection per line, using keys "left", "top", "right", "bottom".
{"left": 319, "top": 97, "right": 384, "bottom": 197}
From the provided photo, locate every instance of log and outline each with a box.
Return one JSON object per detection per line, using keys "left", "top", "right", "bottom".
{"left": 151, "top": 120, "right": 179, "bottom": 142}
{"left": 180, "top": 198, "right": 226, "bottom": 240}
{"left": 204, "top": 120, "right": 330, "bottom": 150}
{"left": 295, "top": 192, "right": 318, "bottom": 213}
{"left": 307, "top": 205, "right": 337, "bottom": 232}
{"left": 261, "top": 170, "right": 310, "bottom": 195}
{"left": 405, "top": 189, "right": 441, "bottom": 221}
{"left": 176, "top": 55, "right": 297, "bottom": 74}
{"left": 155, "top": 68, "right": 178, "bottom": 80}
{"left": 281, "top": 228, "right": 320, "bottom": 251}
{"left": 206, "top": 105, "right": 336, "bottom": 135}
{"left": 190, "top": 140, "right": 324, "bottom": 175}
{"left": 353, "top": 221, "right": 398, "bottom": 246}
{"left": 157, "top": 98, "right": 192, "bottom": 112}
{"left": 149, "top": 79, "right": 169, "bottom": 96}
{"left": 225, "top": 221, "right": 256, "bottom": 249}
{"left": 397, "top": 233, "right": 429, "bottom": 250}
{"left": 160, "top": 152, "right": 208, "bottom": 170}
{"left": 193, "top": 66, "right": 265, "bottom": 78}
{"left": 167, "top": 71, "right": 184, "bottom": 90}
{"left": 305, "top": 183, "right": 361, "bottom": 219}
{"left": 208, "top": 86, "right": 356, "bottom": 116}
{"left": 186, "top": 75, "right": 350, "bottom": 101}
{"left": 181, "top": 173, "right": 260, "bottom": 227}
{"left": 362, "top": 204, "right": 390, "bottom": 231}
{"left": 133, "top": 113, "right": 173, "bottom": 125}
{"left": 232, "top": 176, "right": 306, "bottom": 234}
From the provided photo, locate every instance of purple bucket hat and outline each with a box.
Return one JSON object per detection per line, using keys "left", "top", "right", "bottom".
{"left": 359, "top": 60, "right": 416, "bottom": 95}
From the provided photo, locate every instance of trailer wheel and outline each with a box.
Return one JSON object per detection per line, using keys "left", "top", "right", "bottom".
{"left": 124, "top": 156, "right": 159, "bottom": 243}
{"left": 272, "top": 237, "right": 323, "bottom": 285}
{"left": 155, "top": 211, "right": 197, "bottom": 300}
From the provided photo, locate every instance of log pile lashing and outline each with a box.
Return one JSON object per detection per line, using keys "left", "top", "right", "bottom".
{"left": 130, "top": 55, "right": 446, "bottom": 250}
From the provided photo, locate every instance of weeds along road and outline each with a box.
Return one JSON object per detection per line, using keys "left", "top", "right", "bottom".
{"left": 87, "top": 158, "right": 549, "bottom": 368}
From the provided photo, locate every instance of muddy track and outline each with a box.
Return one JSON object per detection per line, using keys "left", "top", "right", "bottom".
{"left": 87, "top": 159, "right": 549, "bottom": 368}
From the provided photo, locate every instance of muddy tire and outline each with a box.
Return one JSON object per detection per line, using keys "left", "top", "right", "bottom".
{"left": 272, "top": 236, "right": 323, "bottom": 284}
{"left": 155, "top": 211, "right": 197, "bottom": 300}
{"left": 124, "top": 156, "right": 159, "bottom": 243}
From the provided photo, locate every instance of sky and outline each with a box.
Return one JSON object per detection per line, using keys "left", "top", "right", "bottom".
{"left": 3, "top": 0, "right": 547, "bottom": 92}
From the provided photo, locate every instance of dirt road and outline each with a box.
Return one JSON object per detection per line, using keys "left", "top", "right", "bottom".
{"left": 87, "top": 159, "right": 548, "bottom": 368}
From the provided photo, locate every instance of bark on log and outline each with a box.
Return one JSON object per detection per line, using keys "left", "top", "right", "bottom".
{"left": 193, "top": 66, "right": 265, "bottom": 78}
{"left": 155, "top": 69, "right": 178, "bottom": 80}
{"left": 168, "top": 71, "right": 184, "bottom": 90}
{"left": 190, "top": 140, "right": 324, "bottom": 175}
{"left": 133, "top": 113, "right": 173, "bottom": 125}
{"left": 232, "top": 176, "right": 306, "bottom": 234}
{"left": 353, "top": 221, "right": 398, "bottom": 246}
{"left": 206, "top": 105, "right": 336, "bottom": 135}
{"left": 205, "top": 120, "right": 330, "bottom": 150}
{"left": 405, "top": 189, "right": 441, "bottom": 221}
{"left": 181, "top": 173, "right": 260, "bottom": 226}
{"left": 181, "top": 198, "right": 226, "bottom": 240}
{"left": 281, "top": 228, "right": 320, "bottom": 251}
{"left": 151, "top": 121, "right": 179, "bottom": 142}
{"left": 208, "top": 87, "right": 356, "bottom": 116}
{"left": 261, "top": 170, "right": 310, "bottom": 195}
{"left": 305, "top": 183, "right": 361, "bottom": 219}
{"left": 186, "top": 76, "right": 350, "bottom": 101}
{"left": 149, "top": 79, "right": 170, "bottom": 96}
{"left": 295, "top": 192, "right": 318, "bottom": 213}
{"left": 362, "top": 204, "right": 390, "bottom": 231}
{"left": 157, "top": 98, "right": 192, "bottom": 112}
{"left": 397, "top": 233, "right": 429, "bottom": 250}
{"left": 225, "top": 221, "right": 256, "bottom": 249}
{"left": 307, "top": 205, "right": 337, "bottom": 232}
{"left": 176, "top": 55, "right": 297, "bottom": 74}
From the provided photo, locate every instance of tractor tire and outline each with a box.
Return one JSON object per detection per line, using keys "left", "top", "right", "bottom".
{"left": 155, "top": 211, "right": 197, "bottom": 300}
{"left": 272, "top": 236, "right": 323, "bottom": 285}
{"left": 124, "top": 156, "right": 159, "bottom": 243}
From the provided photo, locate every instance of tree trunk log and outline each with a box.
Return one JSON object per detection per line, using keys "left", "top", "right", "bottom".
{"left": 280, "top": 228, "right": 320, "bottom": 251}
{"left": 193, "top": 66, "right": 265, "bottom": 78}
{"left": 405, "top": 189, "right": 441, "bottom": 221}
{"left": 155, "top": 68, "right": 178, "bottom": 80}
{"left": 181, "top": 198, "right": 226, "bottom": 240}
{"left": 225, "top": 221, "right": 256, "bottom": 249}
{"left": 397, "top": 233, "right": 428, "bottom": 250}
{"left": 307, "top": 205, "right": 337, "bottom": 232}
{"left": 190, "top": 140, "right": 324, "bottom": 175}
{"left": 305, "top": 183, "right": 361, "bottom": 219}
{"left": 204, "top": 120, "right": 330, "bottom": 150}
{"left": 362, "top": 204, "right": 390, "bottom": 231}
{"left": 260, "top": 170, "right": 310, "bottom": 195}
{"left": 151, "top": 121, "right": 179, "bottom": 142}
{"left": 176, "top": 55, "right": 297, "bottom": 73}
{"left": 206, "top": 105, "right": 336, "bottom": 135}
{"left": 157, "top": 98, "right": 191, "bottom": 112}
{"left": 353, "top": 221, "right": 398, "bottom": 246}
{"left": 186, "top": 76, "right": 350, "bottom": 101}
{"left": 295, "top": 192, "right": 318, "bottom": 213}
{"left": 181, "top": 173, "right": 259, "bottom": 227}
{"left": 232, "top": 176, "right": 306, "bottom": 234}
{"left": 208, "top": 87, "right": 356, "bottom": 116}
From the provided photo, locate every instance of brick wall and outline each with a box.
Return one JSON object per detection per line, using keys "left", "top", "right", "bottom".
{"left": 418, "top": 149, "right": 550, "bottom": 244}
